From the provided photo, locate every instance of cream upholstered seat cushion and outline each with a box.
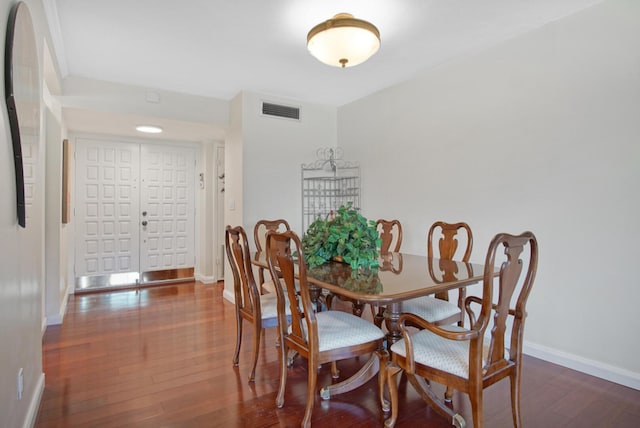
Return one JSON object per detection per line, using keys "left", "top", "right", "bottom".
{"left": 258, "top": 286, "right": 292, "bottom": 320}
{"left": 299, "top": 310, "right": 384, "bottom": 352}
{"left": 390, "top": 326, "right": 495, "bottom": 379}
{"left": 401, "top": 296, "right": 461, "bottom": 323}
{"left": 261, "top": 278, "right": 300, "bottom": 295}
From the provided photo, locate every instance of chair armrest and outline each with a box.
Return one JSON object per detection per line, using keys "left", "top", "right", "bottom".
{"left": 398, "top": 313, "right": 478, "bottom": 341}
{"left": 397, "top": 312, "right": 478, "bottom": 375}
{"left": 464, "top": 296, "right": 519, "bottom": 328}
{"left": 464, "top": 295, "right": 482, "bottom": 327}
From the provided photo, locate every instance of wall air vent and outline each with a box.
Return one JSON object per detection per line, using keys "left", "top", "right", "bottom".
{"left": 262, "top": 102, "right": 300, "bottom": 120}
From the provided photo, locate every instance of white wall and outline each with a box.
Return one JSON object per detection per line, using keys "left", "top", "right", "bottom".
{"left": 0, "top": 0, "right": 48, "bottom": 426}
{"left": 243, "top": 92, "right": 338, "bottom": 235}
{"left": 223, "top": 91, "right": 337, "bottom": 300}
{"left": 43, "top": 88, "right": 70, "bottom": 325}
{"left": 339, "top": 0, "right": 640, "bottom": 387}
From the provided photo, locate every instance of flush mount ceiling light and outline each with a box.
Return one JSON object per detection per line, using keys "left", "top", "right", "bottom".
{"left": 307, "top": 13, "right": 380, "bottom": 68}
{"left": 135, "top": 125, "right": 163, "bottom": 134}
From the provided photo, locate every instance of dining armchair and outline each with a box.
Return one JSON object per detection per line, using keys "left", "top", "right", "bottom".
{"left": 402, "top": 221, "right": 473, "bottom": 328}
{"left": 266, "top": 230, "right": 385, "bottom": 428}
{"left": 226, "top": 225, "right": 290, "bottom": 382}
{"left": 380, "top": 231, "right": 538, "bottom": 428}
{"left": 253, "top": 219, "right": 291, "bottom": 290}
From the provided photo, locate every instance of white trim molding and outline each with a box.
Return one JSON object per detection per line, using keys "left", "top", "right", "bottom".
{"left": 195, "top": 273, "right": 217, "bottom": 284}
{"left": 46, "top": 287, "right": 70, "bottom": 326}
{"left": 223, "top": 288, "right": 235, "bottom": 304}
{"left": 23, "top": 373, "right": 45, "bottom": 428}
{"left": 524, "top": 341, "right": 640, "bottom": 391}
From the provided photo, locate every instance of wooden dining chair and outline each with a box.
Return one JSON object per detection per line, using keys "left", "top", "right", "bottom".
{"left": 402, "top": 221, "right": 473, "bottom": 328}
{"left": 253, "top": 219, "right": 291, "bottom": 289}
{"left": 266, "top": 230, "right": 385, "bottom": 428}
{"left": 380, "top": 231, "right": 538, "bottom": 428}
{"left": 372, "top": 219, "right": 403, "bottom": 326}
{"left": 226, "top": 225, "right": 290, "bottom": 382}
{"left": 377, "top": 219, "right": 403, "bottom": 254}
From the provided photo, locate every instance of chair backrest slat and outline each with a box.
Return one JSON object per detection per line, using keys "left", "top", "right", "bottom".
{"left": 377, "top": 219, "right": 402, "bottom": 254}
{"left": 428, "top": 221, "right": 473, "bottom": 301}
{"left": 254, "top": 219, "right": 291, "bottom": 285}
{"left": 254, "top": 219, "right": 291, "bottom": 252}
{"left": 266, "top": 230, "right": 317, "bottom": 348}
{"left": 476, "top": 232, "right": 538, "bottom": 374}
{"left": 225, "top": 225, "right": 260, "bottom": 317}
{"left": 428, "top": 221, "right": 473, "bottom": 262}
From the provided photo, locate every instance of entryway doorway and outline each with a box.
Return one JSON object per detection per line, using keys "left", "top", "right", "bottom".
{"left": 73, "top": 137, "right": 197, "bottom": 291}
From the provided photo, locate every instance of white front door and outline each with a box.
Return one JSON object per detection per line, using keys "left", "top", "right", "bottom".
{"left": 74, "top": 138, "right": 196, "bottom": 285}
{"left": 75, "top": 139, "right": 141, "bottom": 277}
{"left": 140, "top": 144, "right": 195, "bottom": 272}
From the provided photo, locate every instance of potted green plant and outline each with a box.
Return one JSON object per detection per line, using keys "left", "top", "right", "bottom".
{"left": 301, "top": 203, "right": 381, "bottom": 270}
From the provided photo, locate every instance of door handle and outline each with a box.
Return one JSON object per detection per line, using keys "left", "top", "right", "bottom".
{"left": 141, "top": 220, "right": 148, "bottom": 226}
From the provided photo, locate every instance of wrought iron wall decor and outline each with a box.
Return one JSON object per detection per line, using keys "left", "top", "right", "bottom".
{"left": 301, "top": 148, "right": 360, "bottom": 232}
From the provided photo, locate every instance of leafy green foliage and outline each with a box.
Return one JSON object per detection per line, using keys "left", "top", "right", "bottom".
{"left": 302, "top": 203, "right": 381, "bottom": 269}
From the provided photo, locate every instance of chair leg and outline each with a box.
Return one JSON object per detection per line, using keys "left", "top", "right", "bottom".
{"left": 302, "top": 353, "right": 318, "bottom": 428}
{"left": 351, "top": 300, "right": 365, "bottom": 317}
{"left": 469, "top": 382, "right": 483, "bottom": 428}
{"left": 275, "top": 333, "right": 288, "bottom": 408}
{"left": 373, "top": 305, "right": 386, "bottom": 328}
{"left": 331, "top": 361, "right": 340, "bottom": 379}
{"left": 232, "top": 314, "right": 242, "bottom": 366}
{"left": 248, "top": 322, "right": 261, "bottom": 382}
{"left": 384, "top": 363, "right": 402, "bottom": 428}
{"left": 510, "top": 370, "right": 523, "bottom": 428}
{"left": 444, "top": 385, "right": 454, "bottom": 402}
{"left": 406, "top": 374, "right": 464, "bottom": 427}
{"left": 370, "top": 304, "right": 378, "bottom": 321}
{"left": 378, "top": 351, "right": 390, "bottom": 413}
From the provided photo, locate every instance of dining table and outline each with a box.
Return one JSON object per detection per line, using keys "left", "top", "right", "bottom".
{"left": 251, "top": 251, "right": 492, "bottom": 398}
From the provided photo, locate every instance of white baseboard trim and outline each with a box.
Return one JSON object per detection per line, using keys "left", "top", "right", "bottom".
{"left": 222, "top": 288, "right": 235, "bottom": 304}
{"left": 524, "top": 341, "right": 640, "bottom": 391}
{"left": 196, "top": 274, "right": 217, "bottom": 284}
{"left": 46, "top": 314, "right": 62, "bottom": 326}
{"left": 46, "top": 290, "right": 70, "bottom": 326}
{"left": 23, "top": 372, "right": 45, "bottom": 428}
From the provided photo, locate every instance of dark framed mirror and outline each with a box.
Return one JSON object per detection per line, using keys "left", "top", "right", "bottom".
{"left": 5, "top": 1, "right": 39, "bottom": 228}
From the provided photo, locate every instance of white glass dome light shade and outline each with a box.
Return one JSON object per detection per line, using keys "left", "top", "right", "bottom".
{"left": 307, "top": 13, "right": 380, "bottom": 68}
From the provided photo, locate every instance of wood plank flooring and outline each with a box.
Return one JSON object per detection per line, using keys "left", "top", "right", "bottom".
{"left": 35, "top": 282, "right": 640, "bottom": 427}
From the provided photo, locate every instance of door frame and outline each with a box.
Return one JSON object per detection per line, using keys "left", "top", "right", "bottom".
{"left": 214, "top": 142, "right": 225, "bottom": 281}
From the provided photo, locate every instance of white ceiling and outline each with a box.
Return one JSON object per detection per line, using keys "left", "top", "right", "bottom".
{"left": 46, "top": 0, "right": 604, "bottom": 139}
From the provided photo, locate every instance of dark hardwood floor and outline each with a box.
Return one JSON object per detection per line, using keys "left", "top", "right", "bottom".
{"left": 35, "top": 282, "right": 640, "bottom": 427}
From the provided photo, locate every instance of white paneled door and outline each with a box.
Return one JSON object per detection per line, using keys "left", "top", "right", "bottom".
{"left": 75, "top": 138, "right": 195, "bottom": 285}
{"left": 140, "top": 144, "right": 195, "bottom": 273}
{"left": 75, "top": 140, "right": 140, "bottom": 277}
